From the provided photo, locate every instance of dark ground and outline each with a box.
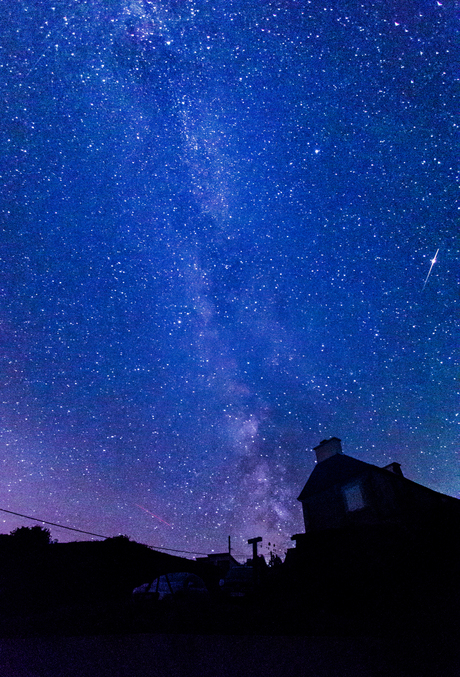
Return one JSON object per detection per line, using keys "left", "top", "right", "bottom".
{"left": 0, "top": 590, "right": 458, "bottom": 677}
{"left": 1, "top": 632, "right": 458, "bottom": 677}
{"left": 0, "top": 530, "right": 458, "bottom": 676}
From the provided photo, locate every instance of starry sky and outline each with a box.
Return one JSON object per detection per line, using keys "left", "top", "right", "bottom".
{"left": 0, "top": 0, "right": 458, "bottom": 561}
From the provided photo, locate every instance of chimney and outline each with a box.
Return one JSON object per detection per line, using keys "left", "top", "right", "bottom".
{"left": 313, "top": 437, "right": 343, "bottom": 464}
{"left": 383, "top": 462, "right": 403, "bottom": 476}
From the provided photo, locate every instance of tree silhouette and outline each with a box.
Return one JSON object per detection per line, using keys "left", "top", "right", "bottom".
{"left": 10, "top": 525, "right": 52, "bottom": 549}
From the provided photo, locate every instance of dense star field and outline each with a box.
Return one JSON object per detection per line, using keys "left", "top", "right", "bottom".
{"left": 0, "top": 0, "right": 457, "bottom": 560}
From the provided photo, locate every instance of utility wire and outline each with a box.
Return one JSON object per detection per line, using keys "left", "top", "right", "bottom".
{"left": 0, "top": 507, "right": 107, "bottom": 539}
{"left": 0, "top": 507, "right": 210, "bottom": 556}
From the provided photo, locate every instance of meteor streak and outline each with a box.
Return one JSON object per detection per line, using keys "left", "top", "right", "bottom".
{"left": 422, "top": 248, "right": 439, "bottom": 291}
{"left": 136, "top": 504, "right": 172, "bottom": 527}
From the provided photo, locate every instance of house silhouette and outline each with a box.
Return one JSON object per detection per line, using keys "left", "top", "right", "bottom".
{"left": 286, "top": 437, "right": 460, "bottom": 633}
{"left": 294, "top": 437, "right": 460, "bottom": 536}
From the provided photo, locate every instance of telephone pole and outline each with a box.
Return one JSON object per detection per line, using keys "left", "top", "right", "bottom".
{"left": 248, "top": 536, "right": 262, "bottom": 588}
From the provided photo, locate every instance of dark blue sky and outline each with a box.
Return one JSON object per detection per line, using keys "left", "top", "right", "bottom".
{"left": 0, "top": 0, "right": 457, "bottom": 560}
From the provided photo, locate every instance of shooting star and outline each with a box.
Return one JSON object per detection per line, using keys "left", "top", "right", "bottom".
{"left": 136, "top": 504, "right": 172, "bottom": 527}
{"left": 422, "top": 248, "right": 439, "bottom": 291}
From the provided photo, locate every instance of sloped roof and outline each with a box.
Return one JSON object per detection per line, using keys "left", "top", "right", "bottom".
{"left": 298, "top": 451, "right": 460, "bottom": 516}
{"left": 298, "top": 453, "right": 376, "bottom": 501}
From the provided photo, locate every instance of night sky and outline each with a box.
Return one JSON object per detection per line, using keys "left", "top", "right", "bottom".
{"left": 1, "top": 0, "right": 457, "bottom": 561}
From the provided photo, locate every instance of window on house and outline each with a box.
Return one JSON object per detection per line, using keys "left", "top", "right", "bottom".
{"left": 343, "top": 482, "right": 365, "bottom": 512}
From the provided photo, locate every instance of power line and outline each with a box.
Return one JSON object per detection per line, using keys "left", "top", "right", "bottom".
{"left": 0, "top": 507, "right": 210, "bottom": 556}
{"left": 144, "top": 543, "right": 211, "bottom": 556}
{"left": 0, "top": 507, "right": 107, "bottom": 539}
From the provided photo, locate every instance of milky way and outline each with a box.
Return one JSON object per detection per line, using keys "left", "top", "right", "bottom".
{"left": 0, "top": 0, "right": 457, "bottom": 561}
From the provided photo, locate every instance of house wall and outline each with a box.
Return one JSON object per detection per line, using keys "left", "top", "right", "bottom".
{"left": 366, "top": 471, "right": 404, "bottom": 521}
{"left": 301, "top": 471, "right": 411, "bottom": 532}
{"left": 301, "top": 467, "right": 460, "bottom": 536}
{"left": 303, "top": 489, "right": 343, "bottom": 531}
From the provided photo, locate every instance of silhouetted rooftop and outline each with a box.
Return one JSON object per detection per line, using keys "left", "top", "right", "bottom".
{"left": 298, "top": 452, "right": 460, "bottom": 508}
{"left": 298, "top": 454, "right": 375, "bottom": 501}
